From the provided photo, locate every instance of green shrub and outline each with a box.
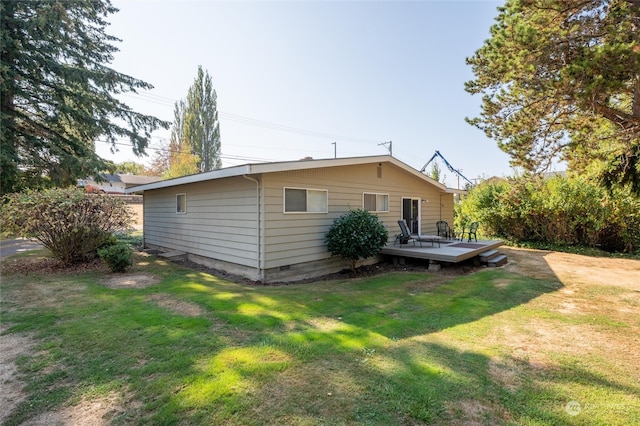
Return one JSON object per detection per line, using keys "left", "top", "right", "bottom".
{"left": 1, "top": 187, "right": 133, "bottom": 264}
{"left": 325, "top": 209, "right": 389, "bottom": 272}
{"left": 98, "top": 243, "right": 133, "bottom": 273}
{"left": 98, "top": 233, "right": 120, "bottom": 250}
{"left": 457, "top": 175, "right": 639, "bottom": 253}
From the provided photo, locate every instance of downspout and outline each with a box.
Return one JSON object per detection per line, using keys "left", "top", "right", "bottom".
{"left": 243, "top": 175, "right": 264, "bottom": 283}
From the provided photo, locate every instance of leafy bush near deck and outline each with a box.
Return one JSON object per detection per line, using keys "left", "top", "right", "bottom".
{"left": 456, "top": 175, "right": 640, "bottom": 253}
{"left": 325, "top": 209, "right": 389, "bottom": 272}
{"left": 1, "top": 187, "right": 133, "bottom": 264}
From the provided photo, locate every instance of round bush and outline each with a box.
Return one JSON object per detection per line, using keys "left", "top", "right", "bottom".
{"left": 325, "top": 209, "right": 389, "bottom": 272}
{"left": 1, "top": 187, "right": 133, "bottom": 264}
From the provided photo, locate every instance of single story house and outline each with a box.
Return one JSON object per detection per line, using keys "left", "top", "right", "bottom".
{"left": 78, "top": 174, "right": 161, "bottom": 194}
{"left": 126, "top": 155, "right": 455, "bottom": 283}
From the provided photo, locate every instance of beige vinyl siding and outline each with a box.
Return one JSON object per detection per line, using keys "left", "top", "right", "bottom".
{"left": 382, "top": 166, "right": 443, "bottom": 235}
{"left": 439, "top": 193, "right": 455, "bottom": 230}
{"left": 143, "top": 177, "right": 258, "bottom": 267}
{"left": 261, "top": 162, "right": 446, "bottom": 269}
{"left": 135, "top": 157, "right": 454, "bottom": 282}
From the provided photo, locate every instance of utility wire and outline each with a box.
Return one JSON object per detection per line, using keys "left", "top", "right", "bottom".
{"left": 122, "top": 91, "right": 386, "bottom": 145}
{"left": 95, "top": 138, "right": 274, "bottom": 164}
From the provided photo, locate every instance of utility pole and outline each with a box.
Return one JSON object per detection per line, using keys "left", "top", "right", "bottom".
{"left": 331, "top": 142, "right": 336, "bottom": 158}
{"left": 378, "top": 140, "right": 392, "bottom": 156}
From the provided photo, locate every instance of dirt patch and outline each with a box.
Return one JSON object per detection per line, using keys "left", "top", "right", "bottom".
{"left": 449, "top": 399, "right": 492, "bottom": 426}
{"left": 251, "top": 360, "right": 366, "bottom": 423}
{"left": 147, "top": 294, "right": 204, "bottom": 317}
{"left": 501, "top": 246, "right": 640, "bottom": 289}
{"left": 487, "top": 358, "right": 523, "bottom": 392}
{"left": 26, "top": 392, "right": 122, "bottom": 426}
{"left": 0, "top": 327, "right": 126, "bottom": 426}
{"left": 0, "top": 256, "right": 106, "bottom": 275}
{"left": 0, "top": 327, "right": 34, "bottom": 425}
{"left": 101, "top": 273, "right": 160, "bottom": 289}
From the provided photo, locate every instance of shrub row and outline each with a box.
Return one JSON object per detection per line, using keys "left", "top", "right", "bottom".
{"left": 455, "top": 175, "right": 640, "bottom": 253}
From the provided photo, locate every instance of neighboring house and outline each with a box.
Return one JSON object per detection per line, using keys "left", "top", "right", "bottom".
{"left": 126, "top": 155, "right": 455, "bottom": 283}
{"left": 78, "top": 174, "right": 161, "bottom": 194}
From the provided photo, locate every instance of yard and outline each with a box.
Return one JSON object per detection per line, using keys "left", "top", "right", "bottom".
{"left": 1, "top": 246, "right": 639, "bottom": 425}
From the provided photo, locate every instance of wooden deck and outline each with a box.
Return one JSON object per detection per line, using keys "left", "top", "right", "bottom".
{"left": 380, "top": 239, "right": 504, "bottom": 263}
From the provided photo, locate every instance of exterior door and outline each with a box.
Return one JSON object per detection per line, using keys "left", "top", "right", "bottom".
{"left": 402, "top": 198, "right": 420, "bottom": 234}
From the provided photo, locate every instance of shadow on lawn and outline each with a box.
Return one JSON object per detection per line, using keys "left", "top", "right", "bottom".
{"left": 149, "top": 266, "right": 574, "bottom": 423}
{"left": 187, "top": 267, "right": 563, "bottom": 342}
{"left": 9, "top": 252, "right": 620, "bottom": 425}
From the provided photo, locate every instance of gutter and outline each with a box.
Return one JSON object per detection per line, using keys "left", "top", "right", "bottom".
{"left": 243, "top": 175, "right": 264, "bottom": 283}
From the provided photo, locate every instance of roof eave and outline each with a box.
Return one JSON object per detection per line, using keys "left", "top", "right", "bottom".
{"left": 124, "top": 164, "right": 252, "bottom": 193}
{"left": 124, "top": 155, "right": 449, "bottom": 193}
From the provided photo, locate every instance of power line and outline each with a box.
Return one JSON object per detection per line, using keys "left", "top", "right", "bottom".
{"left": 122, "top": 91, "right": 386, "bottom": 145}
{"left": 219, "top": 112, "right": 381, "bottom": 144}
{"left": 94, "top": 138, "right": 275, "bottom": 163}
{"left": 96, "top": 135, "right": 346, "bottom": 158}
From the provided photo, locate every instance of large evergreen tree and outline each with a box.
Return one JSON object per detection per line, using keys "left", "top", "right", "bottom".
{"left": 0, "top": 0, "right": 168, "bottom": 195}
{"left": 465, "top": 0, "right": 640, "bottom": 192}
{"left": 168, "top": 66, "right": 221, "bottom": 176}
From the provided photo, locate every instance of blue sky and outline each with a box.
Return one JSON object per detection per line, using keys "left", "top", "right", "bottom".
{"left": 100, "top": 0, "right": 515, "bottom": 188}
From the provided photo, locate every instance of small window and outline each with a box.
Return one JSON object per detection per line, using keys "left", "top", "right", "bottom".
{"left": 176, "top": 193, "right": 187, "bottom": 214}
{"left": 284, "top": 188, "right": 328, "bottom": 213}
{"left": 363, "top": 193, "right": 389, "bottom": 212}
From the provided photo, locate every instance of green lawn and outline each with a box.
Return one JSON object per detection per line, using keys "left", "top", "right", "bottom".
{"left": 1, "top": 249, "right": 638, "bottom": 425}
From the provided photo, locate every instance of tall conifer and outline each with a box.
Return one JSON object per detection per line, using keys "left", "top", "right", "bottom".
{"left": 0, "top": 0, "right": 168, "bottom": 194}
{"left": 466, "top": 0, "right": 640, "bottom": 192}
{"left": 168, "top": 66, "right": 221, "bottom": 176}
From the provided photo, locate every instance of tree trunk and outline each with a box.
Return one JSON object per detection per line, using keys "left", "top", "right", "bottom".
{"left": 633, "top": 76, "right": 640, "bottom": 119}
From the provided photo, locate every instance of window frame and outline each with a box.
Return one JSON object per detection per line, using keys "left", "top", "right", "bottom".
{"left": 176, "top": 193, "right": 187, "bottom": 214}
{"left": 363, "top": 192, "right": 389, "bottom": 213}
{"left": 283, "top": 187, "right": 329, "bottom": 214}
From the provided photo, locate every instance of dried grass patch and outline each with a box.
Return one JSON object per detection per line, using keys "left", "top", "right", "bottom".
{"left": 26, "top": 392, "right": 123, "bottom": 426}
{"left": 0, "top": 329, "right": 35, "bottom": 424}
{"left": 101, "top": 273, "right": 160, "bottom": 289}
{"left": 147, "top": 294, "right": 204, "bottom": 317}
{"left": 250, "top": 360, "right": 365, "bottom": 422}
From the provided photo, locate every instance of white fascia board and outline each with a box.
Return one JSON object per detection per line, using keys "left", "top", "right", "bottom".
{"left": 388, "top": 157, "right": 448, "bottom": 191}
{"left": 124, "top": 165, "right": 251, "bottom": 193}
{"left": 446, "top": 187, "right": 469, "bottom": 195}
{"left": 245, "top": 155, "right": 390, "bottom": 174}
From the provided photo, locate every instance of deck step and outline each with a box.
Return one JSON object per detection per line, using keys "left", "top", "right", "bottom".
{"left": 158, "top": 250, "right": 187, "bottom": 261}
{"left": 487, "top": 254, "right": 508, "bottom": 267}
{"left": 479, "top": 249, "right": 500, "bottom": 262}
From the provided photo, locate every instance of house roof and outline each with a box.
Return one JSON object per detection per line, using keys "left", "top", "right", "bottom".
{"left": 89, "top": 174, "right": 161, "bottom": 186}
{"left": 125, "top": 155, "right": 449, "bottom": 193}
{"left": 115, "top": 174, "right": 161, "bottom": 186}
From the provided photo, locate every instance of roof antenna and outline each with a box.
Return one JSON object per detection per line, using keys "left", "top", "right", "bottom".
{"left": 378, "top": 140, "right": 392, "bottom": 156}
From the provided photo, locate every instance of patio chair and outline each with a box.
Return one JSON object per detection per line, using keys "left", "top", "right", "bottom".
{"left": 461, "top": 221, "right": 479, "bottom": 242}
{"left": 395, "top": 219, "right": 441, "bottom": 248}
{"left": 394, "top": 219, "right": 414, "bottom": 246}
{"left": 436, "top": 221, "right": 454, "bottom": 239}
